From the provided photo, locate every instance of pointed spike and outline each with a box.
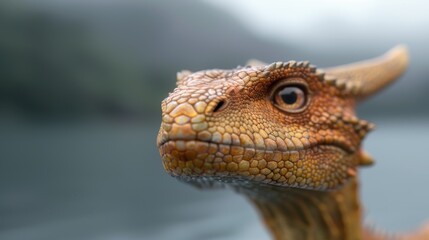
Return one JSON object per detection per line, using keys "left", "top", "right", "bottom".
{"left": 302, "top": 61, "right": 310, "bottom": 68}
{"left": 358, "top": 150, "right": 375, "bottom": 166}
{"left": 275, "top": 61, "right": 283, "bottom": 69}
{"left": 358, "top": 119, "right": 369, "bottom": 128}
{"left": 324, "top": 75, "right": 337, "bottom": 85}
{"left": 347, "top": 167, "right": 357, "bottom": 177}
{"left": 353, "top": 119, "right": 375, "bottom": 138}
{"left": 296, "top": 61, "right": 309, "bottom": 68}
{"left": 288, "top": 60, "right": 296, "bottom": 68}
{"left": 366, "top": 122, "right": 376, "bottom": 131}
{"left": 349, "top": 116, "right": 359, "bottom": 124}
{"left": 264, "top": 71, "right": 271, "bottom": 77}
{"left": 267, "top": 62, "right": 277, "bottom": 71}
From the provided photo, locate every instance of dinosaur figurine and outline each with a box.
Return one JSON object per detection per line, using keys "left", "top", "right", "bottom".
{"left": 157, "top": 46, "right": 428, "bottom": 239}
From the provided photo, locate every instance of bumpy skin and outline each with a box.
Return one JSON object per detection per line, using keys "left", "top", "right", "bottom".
{"left": 157, "top": 46, "right": 427, "bottom": 240}
{"left": 158, "top": 62, "right": 370, "bottom": 190}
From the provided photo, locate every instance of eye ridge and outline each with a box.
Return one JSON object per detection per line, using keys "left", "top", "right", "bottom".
{"left": 272, "top": 84, "right": 308, "bottom": 113}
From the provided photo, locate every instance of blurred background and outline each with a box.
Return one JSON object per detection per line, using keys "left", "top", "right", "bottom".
{"left": 1, "top": 0, "right": 428, "bottom": 239}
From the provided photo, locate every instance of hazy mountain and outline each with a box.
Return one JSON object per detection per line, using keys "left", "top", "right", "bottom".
{"left": 1, "top": 0, "right": 427, "bottom": 120}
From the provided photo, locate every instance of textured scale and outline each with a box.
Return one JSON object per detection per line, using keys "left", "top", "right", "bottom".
{"left": 156, "top": 46, "right": 428, "bottom": 240}
{"left": 159, "top": 63, "right": 365, "bottom": 190}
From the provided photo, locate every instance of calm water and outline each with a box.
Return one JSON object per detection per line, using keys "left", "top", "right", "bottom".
{"left": 1, "top": 119, "right": 428, "bottom": 240}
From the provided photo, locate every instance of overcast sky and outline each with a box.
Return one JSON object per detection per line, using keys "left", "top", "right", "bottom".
{"left": 205, "top": 0, "right": 429, "bottom": 50}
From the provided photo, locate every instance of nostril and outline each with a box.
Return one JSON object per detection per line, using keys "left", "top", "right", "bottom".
{"left": 213, "top": 100, "right": 226, "bottom": 113}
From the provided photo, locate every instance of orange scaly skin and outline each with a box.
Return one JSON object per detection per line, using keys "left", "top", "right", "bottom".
{"left": 157, "top": 46, "right": 428, "bottom": 239}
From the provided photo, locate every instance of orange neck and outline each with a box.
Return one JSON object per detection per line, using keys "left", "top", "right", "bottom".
{"left": 247, "top": 177, "right": 362, "bottom": 240}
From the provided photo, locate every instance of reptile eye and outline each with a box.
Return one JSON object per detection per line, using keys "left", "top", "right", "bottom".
{"left": 272, "top": 85, "right": 308, "bottom": 112}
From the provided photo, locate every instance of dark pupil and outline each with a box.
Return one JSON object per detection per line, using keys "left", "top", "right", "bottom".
{"left": 280, "top": 88, "right": 298, "bottom": 104}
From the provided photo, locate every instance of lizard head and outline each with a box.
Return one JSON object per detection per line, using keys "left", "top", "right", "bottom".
{"left": 157, "top": 46, "right": 408, "bottom": 191}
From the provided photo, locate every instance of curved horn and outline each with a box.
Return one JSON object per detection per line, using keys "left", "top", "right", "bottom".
{"left": 323, "top": 45, "right": 409, "bottom": 101}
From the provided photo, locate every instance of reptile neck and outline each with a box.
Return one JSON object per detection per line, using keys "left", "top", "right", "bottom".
{"left": 246, "top": 177, "right": 362, "bottom": 240}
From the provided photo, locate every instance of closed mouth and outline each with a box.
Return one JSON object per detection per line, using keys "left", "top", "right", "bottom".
{"left": 159, "top": 138, "right": 354, "bottom": 154}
